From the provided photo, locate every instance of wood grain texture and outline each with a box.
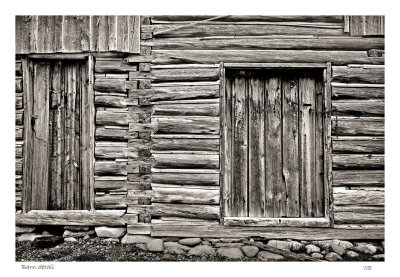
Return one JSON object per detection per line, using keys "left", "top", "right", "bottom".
{"left": 154, "top": 116, "right": 220, "bottom": 134}
{"left": 153, "top": 138, "right": 219, "bottom": 151}
{"left": 333, "top": 189, "right": 384, "bottom": 206}
{"left": 332, "top": 117, "right": 384, "bottom": 136}
{"left": 152, "top": 185, "right": 219, "bottom": 205}
{"left": 153, "top": 153, "right": 219, "bottom": 169}
{"left": 332, "top": 137, "right": 384, "bottom": 154}
{"left": 332, "top": 100, "right": 384, "bottom": 116}
{"left": 333, "top": 170, "right": 384, "bottom": 187}
{"left": 152, "top": 173, "right": 219, "bottom": 186}
{"left": 332, "top": 86, "right": 384, "bottom": 100}
{"left": 332, "top": 66, "right": 384, "bottom": 84}
{"left": 332, "top": 154, "right": 384, "bottom": 169}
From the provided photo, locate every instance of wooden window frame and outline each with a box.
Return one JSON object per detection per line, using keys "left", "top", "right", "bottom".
{"left": 21, "top": 53, "right": 96, "bottom": 213}
{"left": 219, "top": 62, "right": 333, "bottom": 228}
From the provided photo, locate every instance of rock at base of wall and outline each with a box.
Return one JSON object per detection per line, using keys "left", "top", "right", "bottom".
{"left": 63, "top": 230, "right": 94, "bottom": 238}
{"left": 331, "top": 243, "right": 346, "bottom": 256}
{"left": 164, "top": 242, "right": 190, "bottom": 254}
{"left": 147, "top": 239, "right": 164, "bottom": 252}
{"left": 16, "top": 226, "right": 35, "bottom": 234}
{"left": 188, "top": 245, "right": 216, "bottom": 256}
{"left": 241, "top": 246, "right": 259, "bottom": 258}
{"left": 121, "top": 234, "right": 152, "bottom": 244}
{"left": 95, "top": 227, "right": 126, "bottom": 238}
{"left": 32, "top": 236, "right": 64, "bottom": 248}
{"left": 345, "top": 250, "right": 360, "bottom": 258}
{"left": 17, "top": 233, "right": 42, "bottom": 242}
{"left": 63, "top": 226, "right": 90, "bottom": 231}
{"left": 325, "top": 252, "right": 343, "bottom": 261}
{"left": 178, "top": 238, "right": 202, "bottom": 246}
{"left": 354, "top": 243, "right": 377, "bottom": 255}
{"left": 267, "top": 240, "right": 291, "bottom": 251}
{"left": 290, "top": 241, "right": 305, "bottom": 252}
{"left": 258, "top": 251, "right": 285, "bottom": 261}
{"left": 64, "top": 237, "right": 78, "bottom": 243}
{"left": 311, "top": 253, "right": 324, "bottom": 259}
{"left": 372, "top": 254, "right": 384, "bottom": 261}
{"left": 216, "top": 248, "right": 244, "bottom": 259}
{"left": 305, "top": 244, "right": 321, "bottom": 254}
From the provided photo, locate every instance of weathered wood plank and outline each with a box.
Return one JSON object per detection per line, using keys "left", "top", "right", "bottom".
{"left": 332, "top": 154, "right": 384, "bottom": 169}
{"left": 332, "top": 66, "right": 384, "bottom": 84}
{"left": 95, "top": 126, "right": 129, "bottom": 141}
{"left": 16, "top": 16, "right": 33, "bottom": 54}
{"left": 152, "top": 173, "right": 219, "bottom": 186}
{"left": 149, "top": 85, "right": 219, "bottom": 102}
{"left": 332, "top": 137, "right": 384, "bottom": 154}
{"left": 94, "top": 78, "right": 127, "bottom": 93}
{"left": 225, "top": 217, "right": 330, "bottom": 228}
{"left": 154, "top": 116, "right": 219, "bottom": 134}
{"left": 282, "top": 73, "right": 299, "bottom": 217}
{"left": 153, "top": 103, "right": 219, "bottom": 116}
{"left": 334, "top": 212, "right": 384, "bottom": 224}
{"left": 152, "top": 50, "right": 383, "bottom": 65}
{"left": 152, "top": 138, "right": 219, "bottom": 151}
{"left": 248, "top": 74, "right": 265, "bottom": 217}
{"left": 63, "top": 16, "right": 83, "bottom": 52}
{"left": 349, "top": 16, "right": 364, "bottom": 36}
{"left": 94, "top": 178, "right": 128, "bottom": 192}
{"left": 153, "top": 153, "right": 219, "bottom": 169}
{"left": 95, "top": 142, "right": 130, "bottom": 159}
{"left": 37, "top": 16, "right": 55, "bottom": 53}
{"left": 333, "top": 170, "right": 384, "bottom": 187}
{"left": 231, "top": 71, "right": 248, "bottom": 217}
{"left": 95, "top": 161, "right": 127, "bottom": 176}
{"left": 332, "top": 100, "right": 384, "bottom": 116}
{"left": 95, "top": 95, "right": 128, "bottom": 108}
{"left": 315, "top": 74, "right": 325, "bottom": 217}
{"left": 152, "top": 186, "right": 219, "bottom": 205}
{"left": 332, "top": 86, "right": 384, "bottom": 100}
{"left": 332, "top": 117, "right": 384, "bottom": 136}
{"left": 333, "top": 189, "right": 384, "bottom": 206}
{"left": 16, "top": 126, "right": 24, "bottom": 140}
{"left": 363, "top": 16, "right": 385, "bottom": 36}
{"left": 96, "top": 110, "right": 128, "bottom": 126}
{"left": 144, "top": 37, "right": 384, "bottom": 51}
{"left": 128, "top": 16, "right": 140, "bottom": 54}
{"left": 130, "top": 68, "right": 220, "bottom": 82}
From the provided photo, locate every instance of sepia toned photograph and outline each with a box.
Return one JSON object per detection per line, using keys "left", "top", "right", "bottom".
{"left": 14, "top": 14, "right": 385, "bottom": 263}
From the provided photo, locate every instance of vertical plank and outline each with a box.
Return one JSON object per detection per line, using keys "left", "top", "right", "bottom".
{"left": 265, "top": 72, "right": 285, "bottom": 217}
{"left": 54, "top": 16, "right": 63, "bottom": 53}
{"left": 117, "top": 16, "right": 129, "bottom": 52}
{"left": 299, "top": 72, "right": 316, "bottom": 217}
{"left": 129, "top": 16, "right": 141, "bottom": 54}
{"left": 282, "top": 73, "right": 299, "bottom": 217}
{"left": 22, "top": 58, "right": 33, "bottom": 212}
{"left": 232, "top": 71, "right": 248, "bottom": 217}
{"left": 223, "top": 69, "right": 232, "bottom": 217}
{"left": 73, "top": 63, "right": 81, "bottom": 209}
{"left": 248, "top": 73, "right": 265, "bottom": 217}
{"left": 88, "top": 55, "right": 95, "bottom": 211}
{"left": 63, "top": 16, "right": 82, "bottom": 52}
{"left": 16, "top": 16, "right": 32, "bottom": 54}
{"left": 349, "top": 16, "right": 363, "bottom": 36}
{"left": 64, "top": 63, "right": 74, "bottom": 209}
{"left": 31, "top": 62, "right": 50, "bottom": 210}
{"left": 108, "top": 16, "right": 117, "bottom": 51}
{"left": 315, "top": 73, "right": 325, "bottom": 217}
{"left": 29, "top": 16, "right": 38, "bottom": 53}
{"left": 80, "top": 16, "right": 90, "bottom": 52}
{"left": 90, "top": 16, "right": 100, "bottom": 52}
{"left": 364, "top": 16, "right": 384, "bottom": 36}
{"left": 37, "top": 16, "right": 55, "bottom": 53}
{"left": 98, "top": 16, "right": 109, "bottom": 52}
{"left": 343, "top": 16, "right": 350, "bottom": 33}
{"left": 324, "top": 63, "right": 333, "bottom": 224}
{"left": 81, "top": 60, "right": 90, "bottom": 210}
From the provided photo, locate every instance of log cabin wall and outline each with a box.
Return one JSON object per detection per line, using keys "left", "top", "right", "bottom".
{"left": 15, "top": 15, "right": 385, "bottom": 239}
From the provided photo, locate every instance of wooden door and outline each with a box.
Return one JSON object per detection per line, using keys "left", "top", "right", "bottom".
{"left": 23, "top": 59, "right": 91, "bottom": 211}
{"left": 224, "top": 69, "right": 325, "bottom": 218}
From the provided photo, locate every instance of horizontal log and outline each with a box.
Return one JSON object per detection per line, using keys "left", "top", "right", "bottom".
{"left": 94, "top": 59, "right": 137, "bottom": 73}
{"left": 224, "top": 217, "right": 330, "bottom": 227}
{"left": 16, "top": 78, "right": 23, "bottom": 93}
{"left": 94, "top": 78, "right": 127, "bottom": 93}
{"left": 95, "top": 194, "right": 131, "bottom": 209}
{"left": 332, "top": 100, "right": 384, "bottom": 116}
{"left": 145, "top": 24, "right": 345, "bottom": 38}
{"left": 332, "top": 137, "right": 384, "bottom": 153}
{"left": 95, "top": 96, "right": 128, "bottom": 108}
{"left": 152, "top": 186, "right": 219, "bottom": 204}
{"left": 153, "top": 153, "right": 219, "bottom": 169}
{"left": 332, "top": 117, "right": 384, "bottom": 136}
{"left": 16, "top": 127, "right": 23, "bottom": 140}
{"left": 154, "top": 116, "right": 220, "bottom": 134}
{"left": 152, "top": 173, "right": 219, "bottom": 186}
{"left": 333, "top": 224, "right": 384, "bottom": 229}
{"left": 16, "top": 94, "right": 23, "bottom": 109}
{"left": 333, "top": 205, "right": 384, "bottom": 213}
{"left": 127, "top": 203, "right": 220, "bottom": 219}
{"left": 150, "top": 225, "right": 384, "bottom": 240}
{"left": 127, "top": 223, "right": 151, "bottom": 234}
{"left": 129, "top": 68, "right": 220, "bottom": 82}
{"left": 16, "top": 210, "right": 129, "bottom": 226}
{"left": 95, "top": 142, "right": 131, "bottom": 159}
{"left": 334, "top": 212, "right": 384, "bottom": 224}
{"left": 95, "top": 126, "right": 129, "bottom": 141}
{"left": 152, "top": 81, "right": 220, "bottom": 87}
{"left": 16, "top": 143, "right": 23, "bottom": 158}
{"left": 332, "top": 66, "right": 384, "bottom": 84}
{"left": 144, "top": 36, "right": 385, "bottom": 51}
{"left": 151, "top": 219, "right": 219, "bottom": 226}
{"left": 96, "top": 110, "right": 128, "bottom": 126}
{"left": 16, "top": 158, "right": 22, "bottom": 175}
{"left": 333, "top": 189, "right": 384, "bottom": 206}
{"left": 16, "top": 61, "right": 22, "bottom": 75}
{"left": 153, "top": 103, "right": 219, "bottom": 116}
{"left": 332, "top": 86, "right": 384, "bottom": 99}
{"left": 333, "top": 170, "right": 384, "bottom": 187}
{"left": 332, "top": 154, "right": 384, "bottom": 169}
{"left": 149, "top": 85, "right": 219, "bottom": 102}
{"left": 95, "top": 179, "right": 128, "bottom": 192}
{"left": 152, "top": 50, "right": 384, "bottom": 65}
{"left": 95, "top": 161, "right": 127, "bottom": 176}
{"left": 153, "top": 138, "right": 219, "bottom": 151}
{"left": 150, "top": 15, "right": 344, "bottom": 23}
{"left": 16, "top": 110, "right": 23, "bottom": 125}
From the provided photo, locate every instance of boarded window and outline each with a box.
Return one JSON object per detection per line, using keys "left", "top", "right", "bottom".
{"left": 23, "top": 59, "right": 93, "bottom": 211}
{"left": 224, "top": 69, "right": 325, "bottom": 218}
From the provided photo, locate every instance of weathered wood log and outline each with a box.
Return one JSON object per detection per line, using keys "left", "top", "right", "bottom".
{"left": 151, "top": 15, "right": 344, "bottom": 23}
{"left": 94, "top": 78, "right": 127, "bottom": 93}
{"left": 332, "top": 86, "right": 384, "bottom": 99}
{"left": 15, "top": 142, "right": 23, "bottom": 158}
{"left": 152, "top": 138, "right": 219, "bottom": 151}
{"left": 334, "top": 212, "right": 384, "bottom": 224}
{"left": 152, "top": 50, "right": 384, "bottom": 65}
{"left": 152, "top": 185, "right": 219, "bottom": 204}
{"left": 94, "top": 178, "right": 128, "bottom": 192}
{"left": 16, "top": 61, "right": 22, "bottom": 76}
{"left": 149, "top": 84, "right": 219, "bottom": 102}
{"left": 333, "top": 189, "right": 384, "bottom": 206}
{"left": 95, "top": 95, "right": 128, "bottom": 107}
{"left": 95, "top": 126, "right": 129, "bottom": 141}
{"left": 151, "top": 218, "right": 219, "bottom": 226}
{"left": 332, "top": 100, "right": 384, "bottom": 116}
{"left": 95, "top": 142, "right": 131, "bottom": 159}
{"left": 333, "top": 224, "right": 384, "bottom": 229}
{"left": 145, "top": 24, "right": 345, "bottom": 38}
{"left": 16, "top": 210, "right": 129, "bottom": 226}
{"left": 333, "top": 170, "right": 384, "bottom": 187}
{"left": 15, "top": 158, "right": 23, "bottom": 174}
{"left": 154, "top": 116, "right": 220, "bottom": 134}
{"left": 16, "top": 127, "right": 24, "bottom": 140}
{"left": 143, "top": 36, "right": 385, "bottom": 51}
{"left": 332, "top": 66, "right": 384, "bottom": 84}
{"left": 332, "top": 116, "right": 384, "bottom": 136}
{"left": 152, "top": 173, "right": 219, "bottom": 186}
{"left": 16, "top": 94, "right": 23, "bottom": 109}
{"left": 153, "top": 103, "right": 219, "bottom": 116}
{"left": 153, "top": 153, "right": 219, "bottom": 169}
{"left": 333, "top": 205, "right": 384, "bottom": 213}
{"left": 127, "top": 203, "right": 220, "bottom": 219}
{"left": 96, "top": 110, "right": 129, "bottom": 126}
{"left": 332, "top": 137, "right": 384, "bottom": 154}
{"left": 95, "top": 161, "right": 127, "bottom": 176}
{"left": 94, "top": 58, "right": 137, "bottom": 73}
{"left": 224, "top": 217, "right": 329, "bottom": 228}
{"left": 16, "top": 78, "right": 23, "bottom": 93}
{"left": 332, "top": 154, "right": 384, "bottom": 169}
{"left": 129, "top": 68, "right": 220, "bottom": 82}
{"left": 245, "top": 240, "right": 320, "bottom": 261}
{"left": 95, "top": 194, "right": 134, "bottom": 209}
{"left": 15, "top": 110, "right": 23, "bottom": 125}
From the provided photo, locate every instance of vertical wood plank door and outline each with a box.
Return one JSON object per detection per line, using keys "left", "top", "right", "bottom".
{"left": 23, "top": 59, "right": 91, "bottom": 211}
{"left": 224, "top": 69, "right": 324, "bottom": 218}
